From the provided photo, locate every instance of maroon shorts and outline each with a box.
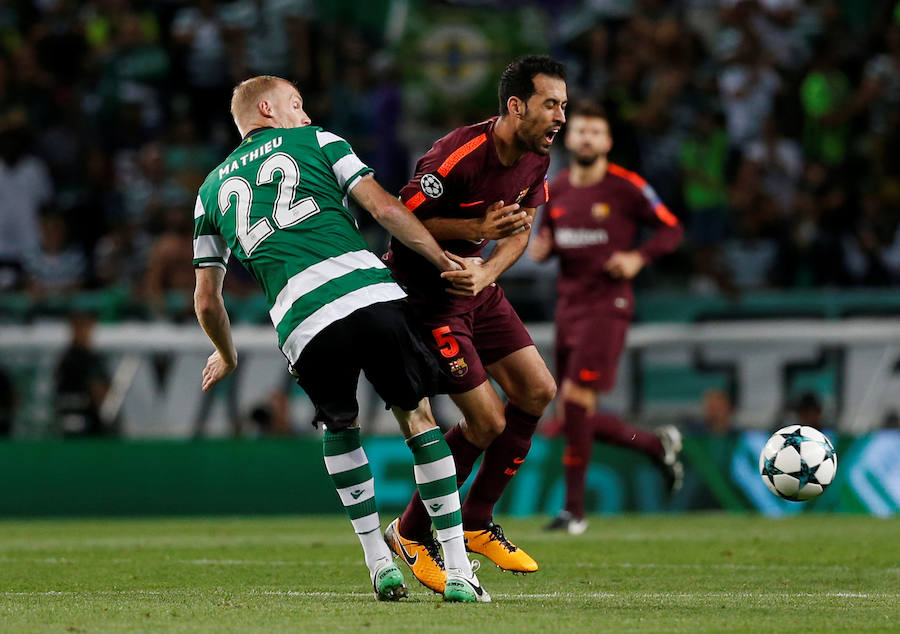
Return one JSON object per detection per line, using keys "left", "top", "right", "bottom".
{"left": 413, "top": 285, "right": 535, "bottom": 394}
{"left": 555, "top": 314, "right": 630, "bottom": 392}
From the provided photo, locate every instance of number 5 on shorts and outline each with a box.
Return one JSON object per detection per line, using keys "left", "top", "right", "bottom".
{"left": 431, "top": 326, "right": 460, "bottom": 358}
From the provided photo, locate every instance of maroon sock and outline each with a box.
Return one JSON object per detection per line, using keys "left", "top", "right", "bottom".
{"left": 398, "top": 424, "right": 483, "bottom": 539}
{"left": 591, "top": 411, "right": 663, "bottom": 460}
{"left": 461, "top": 403, "right": 540, "bottom": 529}
{"left": 563, "top": 401, "right": 593, "bottom": 519}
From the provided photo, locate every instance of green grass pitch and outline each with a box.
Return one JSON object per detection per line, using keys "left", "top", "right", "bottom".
{"left": 0, "top": 514, "right": 897, "bottom": 632}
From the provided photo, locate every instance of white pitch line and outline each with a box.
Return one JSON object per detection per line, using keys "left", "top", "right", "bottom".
{"left": 0, "top": 556, "right": 896, "bottom": 575}
{"left": 178, "top": 559, "right": 297, "bottom": 566}
{"left": 1, "top": 590, "right": 897, "bottom": 600}
{"left": 568, "top": 562, "right": 900, "bottom": 573}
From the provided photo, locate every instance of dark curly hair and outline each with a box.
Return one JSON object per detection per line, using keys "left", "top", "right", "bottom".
{"left": 497, "top": 55, "right": 567, "bottom": 116}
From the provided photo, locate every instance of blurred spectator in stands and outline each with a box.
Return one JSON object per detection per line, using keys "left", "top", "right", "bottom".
{"left": 704, "top": 388, "right": 734, "bottom": 436}
{"left": 744, "top": 115, "right": 803, "bottom": 214}
{"left": 171, "top": 0, "right": 233, "bottom": 141}
{"left": 840, "top": 189, "right": 900, "bottom": 285}
{"left": 142, "top": 204, "right": 194, "bottom": 320}
{"left": 164, "top": 116, "right": 220, "bottom": 196}
{"left": 220, "top": 0, "right": 314, "bottom": 80}
{"left": 563, "top": 23, "right": 611, "bottom": 99}
{"left": 59, "top": 149, "right": 122, "bottom": 283}
{"left": 685, "top": 388, "right": 735, "bottom": 436}
{"left": 791, "top": 391, "right": 825, "bottom": 430}
{"left": 119, "top": 141, "right": 190, "bottom": 231}
{"left": 322, "top": 29, "right": 375, "bottom": 165}
{"left": 854, "top": 24, "right": 900, "bottom": 181}
{"left": 680, "top": 108, "right": 731, "bottom": 245}
{"left": 93, "top": 10, "right": 169, "bottom": 138}
{"left": 31, "top": 0, "right": 88, "bottom": 94}
{"left": 0, "top": 366, "right": 15, "bottom": 437}
{"left": 7, "top": 43, "right": 55, "bottom": 127}
{"left": 781, "top": 184, "right": 838, "bottom": 287}
{"left": 93, "top": 219, "right": 151, "bottom": 293}
{"left": 0, "top": 113, "right": 53, "bottom": 291}
{"left": 800, "top": 41, "right": 851, "bottom": 167}
{"left": 248, "top": 390, "right": 294, "bottom": 437}
{"left": 25, "top": 213, "right": 86, "bottom": 298}
{"left": 55, "top": 311, "right": 111, "bottom": 437}
{"left": 680, "top": 106, "right": 733, "bottom": 294}
{"left": 721, "top": 162, "right": 786, "bottom": 289}
{"left": 721, "top": 0, "right": 810, "bottom": 72}
{"left": 717, "top": 33, "right": 780, "bottom": 150}
{"left": 367, "top": 54, "right": 410, "bottom": 203}
{"left": 603, "top": 49, "right": 644, "bottom": 170}
{"left": 633, "top": 61, "right": 692, "bottom": 207}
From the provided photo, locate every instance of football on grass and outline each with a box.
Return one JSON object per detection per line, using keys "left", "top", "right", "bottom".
{"left": 759, "top": 425, "right": 837, "bottom": 501}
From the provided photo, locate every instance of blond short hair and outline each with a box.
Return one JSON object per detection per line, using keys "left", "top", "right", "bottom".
{"left": 230, "top": 75, "right": 290, "bottom": 125}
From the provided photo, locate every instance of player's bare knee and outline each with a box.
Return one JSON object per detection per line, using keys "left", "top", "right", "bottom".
{"left": 505, "top": 374, "right": 556, "bottom": 415}
{"left": 541, "top": 376, "right": 558, "bottom": 406}
{"left": 523, "top": 375, "right": 556, "bottom": 412}
{"left": 463, "top": 411, "right": 506, "bottom": 445}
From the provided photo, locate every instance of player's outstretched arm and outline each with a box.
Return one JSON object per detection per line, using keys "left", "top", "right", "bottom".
{"left": 529, "top": 226, "right": 554, "bottom": 262}
{"left": 351, "top": 175, "right": 460, "bottom": 273}
{"left": 423, "top": 201, "right": 530, "bottom": 241}
{"left": 194, "top": 266, "right": 238, "bottom": 392}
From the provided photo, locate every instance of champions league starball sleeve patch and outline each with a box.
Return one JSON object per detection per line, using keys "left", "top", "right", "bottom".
{"left": 420, "top": 173, "right": 444, "bottom": 198}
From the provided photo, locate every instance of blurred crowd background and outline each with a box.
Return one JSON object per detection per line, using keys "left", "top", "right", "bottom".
{"left": 1, "top": 0, "right": 899, "bottom": 314}
{"left": 1, "top": 0, "right": 900, "bottom": 438}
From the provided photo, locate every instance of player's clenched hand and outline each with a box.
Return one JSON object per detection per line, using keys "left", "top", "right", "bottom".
{"left": 437, "top": 251, "right": 464, "bottom": 272}
{"left": 603, "top": 250, "right": 645, "bottom": 280}
{"left": 479, "top": 200, "right": 530, "bottom": 240}
{"left": 529, "top": 227, "right": 553, "bottom": 261}
{"left": 440, "top": 252, "right": 494, "bottom": 296}
{"left": 201, "top": 350, "right": 237, "bottom": 392}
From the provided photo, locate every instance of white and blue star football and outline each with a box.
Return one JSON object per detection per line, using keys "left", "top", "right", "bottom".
{"left": 759, "top": 425, "right": 837, "bottom": 501}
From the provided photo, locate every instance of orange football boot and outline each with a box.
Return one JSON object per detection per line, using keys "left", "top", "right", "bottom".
{"left": 464, "top": 522, "right": 538, "bottom": 573}
{"left": 384, "top": 518, "right": 446, "bottom": 593}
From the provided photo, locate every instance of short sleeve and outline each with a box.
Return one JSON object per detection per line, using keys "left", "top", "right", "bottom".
{"left": 521, "top": 172, "right": 550, "bottom": 209}
{"left": 398, "top": 132, "right": 485, "bottom": 219}
{"left": 316, "top": 129, "right": 374, "bottom": 193}
{"left": 192, "top": 195, "right": 231, "bottom": 270}
{"left": 631, "top": 179, "right": 678, "bottom": 227}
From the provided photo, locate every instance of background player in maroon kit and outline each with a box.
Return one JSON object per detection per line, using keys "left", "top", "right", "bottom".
{"left": 382, "top": 56, "right": 567, "bottom": 592}
{"left": 530, "top": 101, "right": 684, "bottom": 535}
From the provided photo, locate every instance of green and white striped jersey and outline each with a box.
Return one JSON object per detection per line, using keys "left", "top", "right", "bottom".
{"left": 192, "top": 126, "right": 405, "bottom": 364}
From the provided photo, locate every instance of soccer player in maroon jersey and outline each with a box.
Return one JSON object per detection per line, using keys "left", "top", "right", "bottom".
{"left": 530, "top": 101, "right": 684, "bottom": 535}
{"left": 382, "top": 56, "right": 567, "bottom": 592}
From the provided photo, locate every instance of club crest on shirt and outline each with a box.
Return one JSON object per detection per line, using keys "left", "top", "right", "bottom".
{"left": 449, "top": 357, "right": 468, "bottom": 378}
{"left": 592, "top": 202, "right": 611, "bottom": 220}
{"left": 514, "top": 187, "right": 530, "bottom": 204}
{"left": 421, "top": 173, "right": 444, "bottom": 198}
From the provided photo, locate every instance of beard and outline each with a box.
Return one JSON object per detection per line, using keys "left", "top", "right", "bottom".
{"left": 574, "top": 152, "right": 602, "bottom": 166}
{"left": 515, "top": 126, "right": 548, "bottom": 155}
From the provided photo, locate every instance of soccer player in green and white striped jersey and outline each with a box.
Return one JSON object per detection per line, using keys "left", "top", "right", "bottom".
{"left": 193, "top": 76, "right": 488, "bottom": 602}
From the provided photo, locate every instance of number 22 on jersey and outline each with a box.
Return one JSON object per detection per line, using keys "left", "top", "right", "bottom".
{"left": 218, "top": 152, "right": 321, "bottom": 255}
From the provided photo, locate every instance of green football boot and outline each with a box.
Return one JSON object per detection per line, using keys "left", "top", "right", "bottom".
{"left": 371, "top": 560, "right": 409, "bottom": 601}
{"left": 443, "top": 564, "right": 491, "bottom": 603}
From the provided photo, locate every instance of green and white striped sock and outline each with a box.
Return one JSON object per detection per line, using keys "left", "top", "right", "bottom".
{"left": 407, "top": 427, "right": 471, "bottom": 574}
{"left": 323, "top": 427, "right": 390, "bottom": 571}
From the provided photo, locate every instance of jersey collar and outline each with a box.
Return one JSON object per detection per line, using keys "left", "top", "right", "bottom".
{"left": 242, "top": 126, "right": 273, "bottom": 142}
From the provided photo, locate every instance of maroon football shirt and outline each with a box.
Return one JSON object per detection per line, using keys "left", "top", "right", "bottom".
{"left": 384, "top": 117, "right": 550, "bottom": 316}
{"left": 541, "top": 163, "right": 683, "bottom": 321}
